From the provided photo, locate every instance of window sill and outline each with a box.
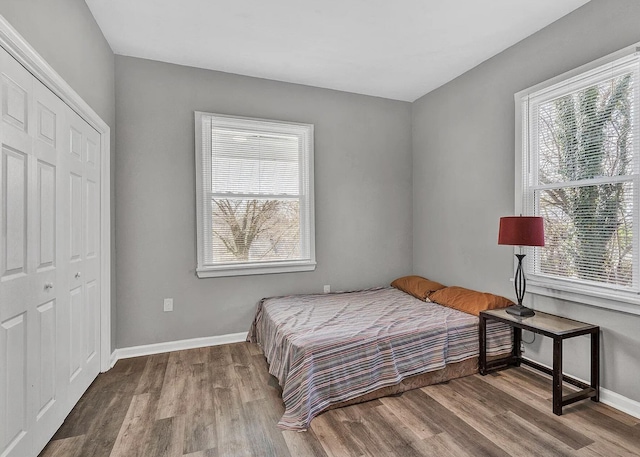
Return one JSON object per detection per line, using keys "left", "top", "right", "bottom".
{"left": 196, "top": 260, "right": 316, "bottom": 278}
{"left": 527, "top": 278, "right": 640, "bottom": 317}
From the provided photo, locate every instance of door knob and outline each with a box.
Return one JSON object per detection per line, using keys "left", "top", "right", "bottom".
{"left": 44, "top": 282, "right": 54, "bottom": 290}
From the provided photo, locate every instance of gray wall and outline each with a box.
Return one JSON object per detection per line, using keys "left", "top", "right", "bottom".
{"left": 115, "top": 56, "right": 413, "bottom": 348}
{"left": 0, "top": 0, "right": 117, "bottom": 350}
{"left": 412, "top": 0, "right": 640, "bottom": 403}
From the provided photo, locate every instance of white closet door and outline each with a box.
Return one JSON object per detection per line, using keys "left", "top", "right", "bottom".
{"left": 0, "top": 45, "right": 101, "bottom": 457}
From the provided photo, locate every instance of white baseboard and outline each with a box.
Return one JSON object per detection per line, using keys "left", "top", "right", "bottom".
{"left": 110, "top": 332, "right": 248, "bottom": 366}
{"left": 599, "top": 386, "right": 640, "bottom": 419}
{"left": 521, "top": 358, "right": 640, "bottom": 420}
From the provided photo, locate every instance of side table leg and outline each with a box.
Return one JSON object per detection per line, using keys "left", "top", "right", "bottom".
{"left": 513, "top": 327, "right": 522, "bottom": 367}
{"left": 591, "top": 329, "right": 600, "bottom": 402}
{"left": 479, "top": 315, "right": 487, "bottom": 375}
{"left": 553, "top": 337, "right": 563, "bottom": 415}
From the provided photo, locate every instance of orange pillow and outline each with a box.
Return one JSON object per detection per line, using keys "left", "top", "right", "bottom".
{"left": 429, "top": 286, "right": 514, "bottom": 316}
{"left": 391, "top": 275, "right": 446, "bottom": 301}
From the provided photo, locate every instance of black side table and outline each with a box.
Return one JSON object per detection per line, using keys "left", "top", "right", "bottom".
{"left": 479, "top": 308, "right": 600, "bottom": 415}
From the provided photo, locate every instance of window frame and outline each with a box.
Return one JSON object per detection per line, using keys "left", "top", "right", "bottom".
{"left": 195, "top": 111, "right": 316, "bottom": 278}
{"left": 514, "top": 44, "right": 640, "bottom": 316}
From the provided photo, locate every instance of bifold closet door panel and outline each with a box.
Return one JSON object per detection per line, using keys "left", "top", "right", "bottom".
{"left": 62, "top": 108, "right": 101, "bottom": 409}
{"left": 31, "top": 76, "right": 71, "bottom": 444}
{"left": 81, "top": 120, "right": 100, "bottom": 379}
{"left": 0, "top": 44, "right": 36, "bottom": 457}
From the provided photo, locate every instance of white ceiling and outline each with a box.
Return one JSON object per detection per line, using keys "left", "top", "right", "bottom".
{"left": 86, "top": 0, "right": 590, "bottom": 102}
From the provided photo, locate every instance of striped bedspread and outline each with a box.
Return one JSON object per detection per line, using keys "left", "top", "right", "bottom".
{"left": 247, "top": 287, "right": 512, "bottom": 430}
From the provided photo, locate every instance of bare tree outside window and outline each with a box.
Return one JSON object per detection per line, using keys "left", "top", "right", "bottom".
{"left": 211, "top": 198, "right": 300, "bottom": 262}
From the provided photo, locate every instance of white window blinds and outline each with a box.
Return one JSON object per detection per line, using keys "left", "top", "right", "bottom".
{"left": 522, "top": 53, "right": 640, "bottom": 293}
{"left": 195, "top": 112, "right": 315, "bottom": 277}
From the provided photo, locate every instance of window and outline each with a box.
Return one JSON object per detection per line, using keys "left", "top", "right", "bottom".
{"left": 195, "top": 112, "right": 315, "bottom": 277}
{"left": 518, "top": 50, "right": 640, "bottom": 310}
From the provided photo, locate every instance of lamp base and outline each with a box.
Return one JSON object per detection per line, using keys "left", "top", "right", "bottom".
{"left": 505, "top": 304, "right": 535, "bottom": 317}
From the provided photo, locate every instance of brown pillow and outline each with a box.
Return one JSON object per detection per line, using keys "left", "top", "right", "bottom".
{"left": 391, "top": 275, "right": 446, "bottom": 301}
{"left": 429, "top": 286, "right": 514, "bottom": 316}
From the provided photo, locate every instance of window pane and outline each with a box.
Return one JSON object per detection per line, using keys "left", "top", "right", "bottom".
{"left": 211, "top": 198, "right": 301, "bottom": 263}
{"left": 536, "top": 182, "right": 634, "bottom": 287}
{"left": 535, "top": 73, "right": 634, "bottom": 185}
{"left": 211, "top": 128, "right": 299, "bottom": 195}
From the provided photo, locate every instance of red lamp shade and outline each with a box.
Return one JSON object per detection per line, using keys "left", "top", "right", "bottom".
{"left": 498, "top": 216, "right": 545, "bottom": 247}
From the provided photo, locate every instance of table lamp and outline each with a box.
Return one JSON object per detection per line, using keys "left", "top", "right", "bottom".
{"left": 498, "top": 216, "right": 545, "bottom": 317}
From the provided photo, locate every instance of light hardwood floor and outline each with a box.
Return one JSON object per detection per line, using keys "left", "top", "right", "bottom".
{"left": 39, "top": 342, "right": 640, "bottom": 457}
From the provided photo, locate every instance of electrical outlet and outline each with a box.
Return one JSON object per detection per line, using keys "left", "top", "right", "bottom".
{"left": 323, "top": 285, "right": 331, "bottom": 293}
{"left": 164, "top": 298, "right": 173, "bottom": 312}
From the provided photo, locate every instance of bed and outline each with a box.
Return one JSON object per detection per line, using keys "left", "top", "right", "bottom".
{"left": 247, "top": 286, "right": 512, "bottom": 430}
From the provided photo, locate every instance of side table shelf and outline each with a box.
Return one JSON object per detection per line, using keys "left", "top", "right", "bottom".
{"left": 479, "top": 308, "right": 600, "bottom": 415}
